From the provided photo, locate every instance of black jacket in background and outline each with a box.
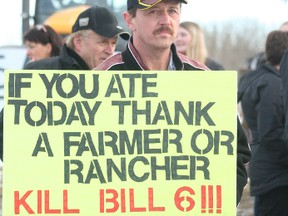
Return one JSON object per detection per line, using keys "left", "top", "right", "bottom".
{"left": 205, "top": 57, "right": 225, "bottom": 70}
{"left": 24, "top": 44, "right": 89, "bottom": 70}
{"left": 238, "top": 63, "right": 288, "bottom": 196}
{"left": 281, "top": 49, "right": 288, "bottom": 140}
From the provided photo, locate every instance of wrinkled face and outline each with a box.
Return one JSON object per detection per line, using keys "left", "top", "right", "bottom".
{"left": 25, "top": 41, "right": 51, "bottom": 62}
{"left": 174, "top": 26, "right": 191, "bottom": 54}
{"left": 127, "top": 0, "right": 181, "bottom": 50}
{"left": 76, "top": 30, "right": 118, "bottom": 69}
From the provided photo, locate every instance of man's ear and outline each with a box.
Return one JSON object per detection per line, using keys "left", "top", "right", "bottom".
{"left": 124, "top": 11, "right": 135, "bottom": 32}
{"left": 73, "top": 35, "right": 82, "bottom": 52}
{"left": 45, "top": 43, "right": 52, "bottom": 55}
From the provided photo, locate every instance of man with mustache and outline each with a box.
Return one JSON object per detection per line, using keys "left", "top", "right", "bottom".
{"left": 96, "top": 0, "right": 251, "bottom": 206}
{"left": 96, "top": 0, "right": 207, "bottom": 70}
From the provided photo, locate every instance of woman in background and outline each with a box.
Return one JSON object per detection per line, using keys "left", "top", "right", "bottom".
{"left": 175, "top": 21, "right": 224, "bottom": 70}
{"left": 23, "top": 24, "right": 63, "bottom": 63}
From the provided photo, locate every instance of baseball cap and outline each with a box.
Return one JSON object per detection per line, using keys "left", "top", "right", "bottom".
{"left": 72, "top": 6, "right": 130, "bottom": 40}
{"left": 127, "top": 0, "right": 187, "bottom": 10}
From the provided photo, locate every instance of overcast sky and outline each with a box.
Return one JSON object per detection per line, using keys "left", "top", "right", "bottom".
{"left": 0, "top": 0, "right": 288, "bottom": 46}
{"left": 182, "top": 0, "right": 288, "bottom": 26}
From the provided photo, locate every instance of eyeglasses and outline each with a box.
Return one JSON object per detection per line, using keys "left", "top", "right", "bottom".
{"left": 35, "top": 24, "right": 47, "bottom": 33}
{"left": 138, "top": 0, "right": 162, "bottom": 9}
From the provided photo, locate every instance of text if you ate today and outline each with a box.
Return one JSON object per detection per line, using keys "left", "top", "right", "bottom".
{"left": 6, "top": 72, "right": 217, "bottom": 127}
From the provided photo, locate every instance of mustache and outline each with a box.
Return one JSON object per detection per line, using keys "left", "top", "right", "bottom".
{"left": 154, "top": 26, "right": 174, "bottom": 35}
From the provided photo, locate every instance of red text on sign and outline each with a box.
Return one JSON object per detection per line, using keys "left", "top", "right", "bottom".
{"left": 14, "top": 190, "right": 80, "bottom": 214}
{"left": 99, "top": 188, "right": 165, "bottom": 213}
{"left": 201, "top": 185, "right": 222, "bottom": 214}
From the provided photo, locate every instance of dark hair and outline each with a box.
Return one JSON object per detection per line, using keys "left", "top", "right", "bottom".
{"left": 265, "top": 30, "right": 288, "bottom": 66}
{"left": 128, "top": 8, "right": 137, "bottom": 17}
{"left": 23, "top": 25, "right": 64, "bottom": 57}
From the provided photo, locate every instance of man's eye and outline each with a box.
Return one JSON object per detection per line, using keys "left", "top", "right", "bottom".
{"left": 150, "top": 10, "right": 159, "bottom": 15}
{"left": 97, "top": 41, "right": 106, "bottom": 45}
{"left": 169, "top": 9, "right": 179, "bottom": 15}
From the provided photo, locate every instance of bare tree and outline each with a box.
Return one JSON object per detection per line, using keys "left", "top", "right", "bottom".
{"left": 203, "top": 20, "right": 268, "bottom": 71}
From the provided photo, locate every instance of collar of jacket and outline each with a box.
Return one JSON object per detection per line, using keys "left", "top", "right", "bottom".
{"left": 60, "top": 44, "right": 90, "bottom": 70}
{"left": 122, "top": 37, "right": 184, "bottom": 70}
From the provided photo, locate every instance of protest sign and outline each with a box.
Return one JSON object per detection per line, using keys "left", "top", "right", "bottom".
{"left": 3, "top": 70, "right": 237, "bottom": 215}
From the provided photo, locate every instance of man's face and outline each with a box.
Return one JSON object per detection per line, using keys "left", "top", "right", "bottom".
{"left": 77, "top": 30, "right": 117, "bottom": 69}
{"left": 128, "top": 0, "right": 181, "bottom": 50}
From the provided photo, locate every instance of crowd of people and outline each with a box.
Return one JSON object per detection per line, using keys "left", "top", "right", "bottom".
{"left": 2, "top": 0, "right": 288, "bottom": 215}
{"left": 238, "top": 28, "right": 288, "bottom": 215}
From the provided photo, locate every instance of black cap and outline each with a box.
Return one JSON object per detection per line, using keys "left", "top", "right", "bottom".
{"left": 72, "top": 6, "right": 130, "bottom": 40}
{"left": 127, "top": 0, "right": 187, "bottom": 10}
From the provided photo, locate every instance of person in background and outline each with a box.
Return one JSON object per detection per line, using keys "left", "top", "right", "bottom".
{"left": 280, "top": 22, "right": 288, "bottom": 143}
{"left": 24, "top": 6, "right": 129, "bottom": 70}
{"left": 175, "top": 21, "right": 224, "bottom": 70}
{"left": 96, "top": 0, "right": 250, "bottom": 206}
{"left": 244, "top": 21, "right": 288, "bottom": 72}
{"left": 238, "top": 21, "right": 288, "bottom": 138}
{"left": 238, "top": 30, "right": 288, "bottom": 216}
{"left": 23, "top": 24, "right": 63, "bottom": 64}
{"left": 280, "top": 21, "right": 288, "bottom": 32}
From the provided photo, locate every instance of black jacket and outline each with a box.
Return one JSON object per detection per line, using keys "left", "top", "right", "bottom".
{"left": 281, "top": 49, "right": 288, "bottom": 141}
{"left": 97, "top": 39, "right": 251, "bottom": 205}
{"left": 205, "top": 58, "right": 225, "bottom": 70}
{"left": 24, "top": 44, "right": 89, "bottom": 70}
{"left": 238, "top": 63, "right": 288, "bottom": 196}
{"left": 96, "top": 38, "right": 209, "bottom": 71}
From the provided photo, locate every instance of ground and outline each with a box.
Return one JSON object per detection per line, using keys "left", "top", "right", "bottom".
{"left": 237, "top": 179, "right": 254, "bottom": 216}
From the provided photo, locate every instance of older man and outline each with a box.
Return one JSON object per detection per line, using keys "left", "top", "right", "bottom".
{"left": 25, "top": 6, "right": 129, "bottom": 70}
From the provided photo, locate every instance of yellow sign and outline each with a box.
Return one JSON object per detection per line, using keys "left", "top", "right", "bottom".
{"left": 3, "top": 70, "right": 237, "bottom": 215}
